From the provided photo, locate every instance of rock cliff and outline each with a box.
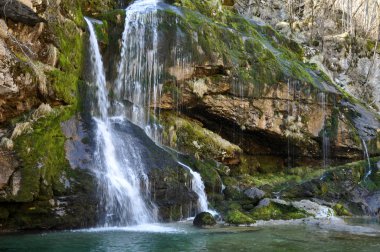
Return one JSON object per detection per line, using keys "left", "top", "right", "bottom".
{"left": 0, "top": 0, "right": 379, "bottom": 230}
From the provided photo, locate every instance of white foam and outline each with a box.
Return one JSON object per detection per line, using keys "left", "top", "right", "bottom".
{"left": 75, "top": 224, "right": 185, "bottom": 234}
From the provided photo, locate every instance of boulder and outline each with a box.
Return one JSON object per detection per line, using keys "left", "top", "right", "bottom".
{"left": 244, "top": 187, "right": 266, "bottom": 204}
{"left": 251, "top": 199, "right": 310, "bottom": 221}
{"left": 225, "top": 209, "right": 255, "bottom": 225}
{"left": 0, "top": 0, "right": 45, "bottom": 26}
{"left": 193, "top": 212, "right": 217, "bottom": 227}
{"left": 291, "top": 200, "right": 334, "bottom": 218}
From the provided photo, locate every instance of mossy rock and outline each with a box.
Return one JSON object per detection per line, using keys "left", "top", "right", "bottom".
{"left": 193, "top": 212, "right": 217, "bottom": 227}
{"left": 160, "top": 112, "right": 241, "bottom": 163}
{"left": 225, "top": 209, "right": 255, "bottom": 225}
{"left": 249, "top": 201, "right": 310, "bottom": 221}
{"left": 12, "top": 108, "right": 75, "bottom": 202}
{"left": 223, "top": 186, "right": 246, "bottom": 201}
{"left": 333, "top": 203, "right": 352, "bottom": 216}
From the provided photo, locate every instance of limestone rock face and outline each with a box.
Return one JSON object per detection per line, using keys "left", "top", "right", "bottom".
{"left": 236, "top": 0, "right": 380, "bottom": 112}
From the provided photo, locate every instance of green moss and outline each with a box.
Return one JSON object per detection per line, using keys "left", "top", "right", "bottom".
{"left": 232, "top": 165, "right": 328, "bottom": 193}
{"left": 94, "top": 21, "right": 109, "bottom": 45}
{"left": 47, "top": 70, "right": 81, "bottom": 105}
{"left": 194, "top": 160, "right": 223, "bottom": 193}
{"left": 160, "top": 112, "right": 241, "bottom": 162}
{"left": 319, "top": 106, "right": 339, "bottom": 140}
{"left": 223, "top": 186, "right": 247, "bottom": 201}
{"left": 60, "top": 0, "right": 85, "bottom": 27}
{"left": 175, "top": 0, "right": 224, "bottom": 20}
{"left": 333, "top": 203, "right": 351, "bottom": 216}
{"left": 193, "top": 212, "right": 216, "bottom": 227}
{"left": 168, "top": 2, "right": 341, "bottom": 100}
{"left": 225, "top": 209, "right": 255, "bottom": 225}
{"left": 96, "top": 9, "right": 126, "bottom": 23}
{"left": 46, "top": 9, "right": 85, "bottom": 106}
{"left": 13, "top": 107, "right": 75, "bottom": 202}
{"left": 249, "top": 202, "right": 310, "bottom": 221}
{"left": 366, "top": 40, "right": 380, "bottom": 54}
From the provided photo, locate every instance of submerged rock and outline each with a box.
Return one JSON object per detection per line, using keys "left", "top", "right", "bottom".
{"left": 193, "top": 212, "right": 217, "bottom": 227}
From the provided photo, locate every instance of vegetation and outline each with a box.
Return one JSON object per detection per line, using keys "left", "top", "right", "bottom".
{"left": 226, "top": 209, "right": 255, "bottom": 225}
{"left": 249, "top": 201, "right": 310, "bottom": 221}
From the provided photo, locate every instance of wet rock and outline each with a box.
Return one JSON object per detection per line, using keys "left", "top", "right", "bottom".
{"left": 244, "top": 187, "right": 266, "bottom": 204}
{"left": 149, "top": 165, "right": 199, "bottom": 221}
{"left": 291, "top": 200, "right": 334, "bottom": 218}
{"left": 193, "top": 212, "right": 216, "bottom": 227}
{"left": 0, "top": 150, "right": 18, "bottom": 190}
{"left": 365, "top": 191, "right": 380, "bottom": 217}
{"left": 61, "top": 116, "right": 92, "bottom": 170}
{"left": 224, "top": 186, "right": 247, "bottom": 201}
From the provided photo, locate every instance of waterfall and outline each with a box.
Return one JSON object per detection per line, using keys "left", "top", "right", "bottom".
{"left": 85, "top": 0, "right": 214, "bottom": 225}
{"left": 115, "top": 0, "right": 163, "bottom": 142}
{"left": 85, "top": 17, "right": 157, "bottom": 226}
{"left": 178, "top": 162, "right": 218, "bottom": 216}
{"left": 361, "top": 139, "right": 372, "bottom": 179}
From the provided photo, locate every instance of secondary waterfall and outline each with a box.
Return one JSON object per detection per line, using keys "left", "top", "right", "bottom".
{"left": 362, "top": 139, "right": 372, "bottom": 179}
{"left": 178, "top": 162, "right": 218, "bottom": 216}
{"left": 85, "top": 0, "right": 215, "bottom": 226}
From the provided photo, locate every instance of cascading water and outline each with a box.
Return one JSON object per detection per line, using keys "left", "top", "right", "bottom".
{"left": 115, "top": 0, "right": 215, "bottom": 215}
{"left": 178, "top": 162, "right": 218, "bottom": 216}
{"left": 361, "top": 139, "right": 372, "bottom": 179}
{"left": 115, "top": 0, "right": 163, "bottom": 142}
{"left": 85, "top": 17, "right": 157, "bottom": 226}
{"left": 85, "top": 0, "right": 215, "bottom": 225}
